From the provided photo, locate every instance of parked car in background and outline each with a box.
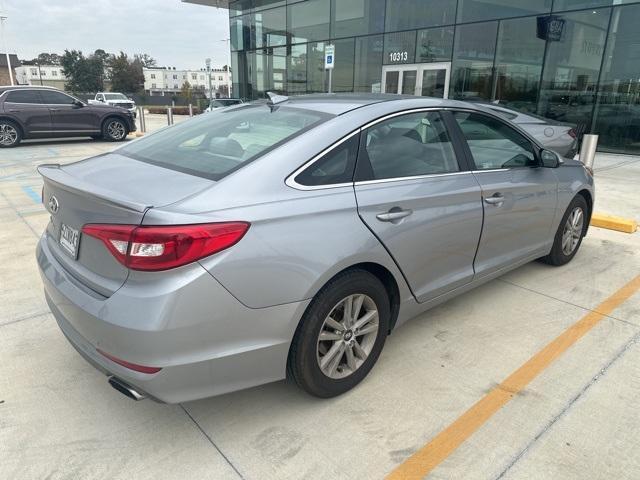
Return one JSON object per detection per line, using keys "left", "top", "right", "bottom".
{"left": 476, "top": 103, "right": 579, "bottom": 158}
{"left": 204, "top": 98, "right": 243, "bottom": 112}
{"left": 36, "top": 94, "right": 593, "bottom": 403}
{"left": 89, "top": 92, "right": 137, "bottom": 117}
{"left": 0, "top": 86, "right": 136, "bottom": 147}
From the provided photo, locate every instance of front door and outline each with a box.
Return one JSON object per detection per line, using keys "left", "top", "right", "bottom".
{"left": 354, "top": 110, "right": 483, "bottom": 303}
{"left": 450, "top": 111, "right": 559, "bottom": 277}
{"left": 3, "top": 89, "right": 52, "bottom": 135}
{"left": 382, "top": 63, "right": 451, "bottom": 98}
{"left": 38, "top": 90, "right": 101, "bottom": 135}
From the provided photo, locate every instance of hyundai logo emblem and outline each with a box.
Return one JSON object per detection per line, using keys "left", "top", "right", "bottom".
{"left": 48, "top": 195, "right": 59, "bottom": 214}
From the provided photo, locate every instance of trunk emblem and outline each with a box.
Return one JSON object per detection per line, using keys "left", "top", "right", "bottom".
{"left": 48, "top": 195, "right": 59, "bottom": 214}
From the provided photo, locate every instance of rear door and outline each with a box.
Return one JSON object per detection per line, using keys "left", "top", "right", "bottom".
{"left": 39, "top": 90, "right": 101, "bottom": 135}
{"left": 450, "top": 110, "right": 559, "bottom": 277}
{"left": 3, "top": 89, "right": 52, "bottom": 135}
{"left": 354, "top": 110, "right": 483, "bottom": 303}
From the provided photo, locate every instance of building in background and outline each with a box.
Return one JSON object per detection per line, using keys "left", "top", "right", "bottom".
{"left": 14, "top": 63, "right": 66, "bottom": 89}
{"left": 143, "top": 66, "right": 232, "bottom": 97}
{"left": 0, "top": 53, "right": 19, "bottom": 85}
{"left": 183, "top": 0, "right": 640, "bottom": 155}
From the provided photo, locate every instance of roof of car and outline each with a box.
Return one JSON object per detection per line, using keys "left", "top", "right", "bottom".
{"left": 0, "top": 85, "right": 61, "bottom": 94}
{"left": 262, "top": 93, "right": 480, "bottom": 115}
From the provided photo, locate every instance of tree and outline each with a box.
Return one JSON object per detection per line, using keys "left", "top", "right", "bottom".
{"left": 181, "top": 81, "right": 193, "bottom": 102}
{"left": 31, "top": 53, "right": 61, "bottom": 65}
{"left": 109, "top": 52, "right": 144, "bottom": 93}
{"left": 60, "top": 50, "right": 105, "bottom": 92}
{"left": 134, "top": 53, "right": 157, "bottom": 68}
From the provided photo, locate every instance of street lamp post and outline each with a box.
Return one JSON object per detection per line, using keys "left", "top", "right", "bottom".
{"left": 220, "top": 39, "right": 232, "bottom": 97}
{"left": 205, "top": 57, "right": 213, "bottom": 101}
{"left": 0, "top": 13, "right": 15, "bottom": 86}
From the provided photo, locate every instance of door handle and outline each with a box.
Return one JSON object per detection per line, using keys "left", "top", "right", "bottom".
{"left": 8, "top": 109, "right": 20, "bottom": 113}
{"left": 484, "top": 194, "right": 505, "bottom": 206}
{"left": 376, "top": 209, "right": 413, "bottom": 222}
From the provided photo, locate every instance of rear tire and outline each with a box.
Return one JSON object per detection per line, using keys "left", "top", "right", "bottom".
{"left": 541, "top": 195, "right": 588, "bottom": 266}
{"left": 287, "top": 269, "right": 390, "bottom": 398}
{"left": 0, "top": 119, "right": 21, "bottom": 148}
{"left": 102, "top": 117, "right": 128, "bottom": 142}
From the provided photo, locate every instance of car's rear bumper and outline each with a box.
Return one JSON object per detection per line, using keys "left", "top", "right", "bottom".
{"left": 36, "top": 233, "right": 309, "bottom": 403}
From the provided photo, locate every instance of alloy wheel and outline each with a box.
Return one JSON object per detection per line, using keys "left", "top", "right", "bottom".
{"left": 316, "top": 294, "right": 379, "bottom": 379}
{"left": 561, "top": 206, "right": 584, "bottom": 255}
{"left": 107, "top": 121, "right": 126, "bottom": 140}
{"left": 0, "top": 123, "right": 18, "bottom": 146}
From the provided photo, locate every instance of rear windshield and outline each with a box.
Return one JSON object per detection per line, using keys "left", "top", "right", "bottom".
{"left": 119, "top": 105, "right": 329, "bottom": 180}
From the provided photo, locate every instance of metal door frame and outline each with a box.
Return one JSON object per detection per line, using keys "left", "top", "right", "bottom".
{"left": 381, "top": 62, "right": 451, "bottom": 98}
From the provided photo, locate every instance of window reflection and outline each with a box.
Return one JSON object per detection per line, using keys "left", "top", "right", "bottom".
{"left": 451, "top": 22, "right": 498, "bottom": 100}
{"left": 287, "top": 0, "right": 330, "bottom": 44}
{"left": 331, "top": 0, "right": 385, "bottom": 39}
{"left": 537, "top": 9, "right": 610, "bottom": 132}
{"left": 593, "top": 4, "right": 640, "bottom": 153}
{"left": 457, "top": 0, "right": 551, "bottom": 23}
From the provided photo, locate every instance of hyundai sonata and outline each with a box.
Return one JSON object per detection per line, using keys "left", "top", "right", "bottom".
{"left": 37, "top": 94, "right": 594, "bottom": 403}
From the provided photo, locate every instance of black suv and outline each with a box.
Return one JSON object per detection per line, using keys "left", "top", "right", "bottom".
{"left": 0, "top": 86, "right": 136, "bottom": 148}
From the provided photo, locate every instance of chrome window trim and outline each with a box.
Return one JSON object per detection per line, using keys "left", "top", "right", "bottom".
{"left": 471, "top": 168, "right": 510, "bottom": 174}
{"left": 354, "top": 171, "right": 471, "bottom": 186}
{"left": 285, "top": 129, "right": 361, "bottom": 191}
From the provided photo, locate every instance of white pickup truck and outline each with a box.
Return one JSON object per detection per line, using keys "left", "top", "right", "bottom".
{"left": 88, "top": 93, "right": 137, "bottom": 117}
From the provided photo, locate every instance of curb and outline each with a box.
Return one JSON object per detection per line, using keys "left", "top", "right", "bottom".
{"left": 591, "top": 213, "right": 638, "bottom": 233}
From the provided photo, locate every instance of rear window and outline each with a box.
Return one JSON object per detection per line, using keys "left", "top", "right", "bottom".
{"left": 6, "top": 90, "right": 41, "bottom": 104}
{"left": 119, "top": 105, "right": 329, "bottom": 180}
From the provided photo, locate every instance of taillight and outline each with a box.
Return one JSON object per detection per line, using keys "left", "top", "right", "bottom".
{"left": 82, "top": 222, "right": 249, "bottom": 271}
{"left": 97, "top": 348, "right": 162, "bottom": 374}
{"left": 568, "top": 128, "right": 577, "bottom": 139}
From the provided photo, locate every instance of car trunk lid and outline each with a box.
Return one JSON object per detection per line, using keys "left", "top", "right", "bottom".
{"left": 38, "top": 153, "right": 214, "bottom": 296}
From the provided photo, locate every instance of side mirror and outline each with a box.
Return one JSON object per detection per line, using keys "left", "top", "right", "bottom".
{"left": 72, "top": 100, "right": 84, "bottom": 108}
{"left": 540, "top": 149, "right": 561, "bottom": 168}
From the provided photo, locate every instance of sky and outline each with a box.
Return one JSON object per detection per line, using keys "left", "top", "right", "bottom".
{"left": 1, "top": 0, "right": 231, "bottom": 69}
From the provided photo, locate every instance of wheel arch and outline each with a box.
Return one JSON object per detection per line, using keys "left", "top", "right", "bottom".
{"left": 576, "top": 189, "right": 593, "bottom": 233}
{"left": 0, "top": 116, "right": 24, "bottom": 138}
{"left": 101, "top": 114, "right": 130, "bottom": 133}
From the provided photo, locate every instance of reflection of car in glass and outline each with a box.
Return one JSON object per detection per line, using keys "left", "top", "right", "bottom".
{"left": 204, "top": 98, "right": 243, "bottom": 112}
{"left": 474, "top": 103, "right": 578, "bottom": 158}
{"left": 36, "top": 94, "right": 594, "bottom": 403}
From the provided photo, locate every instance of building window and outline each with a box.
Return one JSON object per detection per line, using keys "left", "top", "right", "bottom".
{"left": 41, "top": 71, "right": 46, "bottom": 76}
{"left": 538, "top": 9, "right": 610, "bottom": 137}
{"left": 200, "top": 75, "right": 204, "bottom": 80}
{"left": 219, "top": 76, "right": 223, "bottom": 81}
{"left": 457, "top": 0, "right": 551, "bottom": 23}
{"left": 493, "top": 16, "right": 546, "bottom": 111}
{"left": 151, "top": 73, "right": 156, "bottom": 79}
{"left": 450, "top": 21, "right": 499, "bottom": 100}
{"left": 192, "top": 73, "right": 197, "bottom": 80}
{"left": 385, "top": 0, "right": 456, "bottom": 32}
{"left": 383, "top": 31, "right": 417, "bottom": 65}
{"left": 51, "top": 70, "right": 58, "bottom": 76}
{"left": 354, "top": 35, "right": 383, "bottom": 93}
{"left": 174, "top": 84, "right": 179, "bottom": 89}
{"left": 173, "top": 74, "right": 178, "bottom": 79}
{"left": 594, "top": 3, "right": 640, "bottom": 153}
{"left": 254, "top": 6, "right": 287, "bottom": 48}
{"left": 152, "top": 83, "right": 157, "bottom": 88}
{"left": 331, "top": 0, "right": 385, "bottom": 39}
{"left": 287, "top": 0, "right": 330, "bottom": 44}
{"left": 30, "top": 68, "right": 38, "bottom": 75}
{"left": 416, "top": 26, "right": 454, "bottom": 63}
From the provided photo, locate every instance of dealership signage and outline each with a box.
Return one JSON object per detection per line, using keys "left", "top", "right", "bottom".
{"left": 325, "top": 44, "right": 335, "bottom": 70}
{"left": 537, "top": 15, "right": 565, "bottom": 41}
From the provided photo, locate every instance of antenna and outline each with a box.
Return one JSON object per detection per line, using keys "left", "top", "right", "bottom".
{"left": 266, "top": 91, "right": 288, "bottom": 106}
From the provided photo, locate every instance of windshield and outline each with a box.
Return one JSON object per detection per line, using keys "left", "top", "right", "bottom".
{"left": 211, "top": 99, "right": 242, "bottom": 108}
{"left": 119, "top": 105, "right": 329, "bottom": 180}
{"left": 104, "top": 93, "right": 128, "bottom": 100}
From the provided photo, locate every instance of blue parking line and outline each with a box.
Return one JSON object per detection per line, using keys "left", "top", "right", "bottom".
{"left": 22, "top": 186, "right": 42, "bottom": 204}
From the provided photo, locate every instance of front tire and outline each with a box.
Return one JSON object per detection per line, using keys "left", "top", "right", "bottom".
{"left": 287, "top": 269, "right": 390, "bottom": 398}
{"left": 541, "top": 195, "right": 588, "bottom": 266}
{"left": 0, "top": 120, "right": 21, "bottom": 148}
{"left": 102, "top": 118, "right": 128, "bottom": 142}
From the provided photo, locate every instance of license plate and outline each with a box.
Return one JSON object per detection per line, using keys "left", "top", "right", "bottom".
{"left": 60, "top": 223, "right": 80, "bottom": 259}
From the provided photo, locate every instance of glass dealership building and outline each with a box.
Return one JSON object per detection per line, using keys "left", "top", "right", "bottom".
{"left": 186, "top": 0, "right": 640, "bottom": 154}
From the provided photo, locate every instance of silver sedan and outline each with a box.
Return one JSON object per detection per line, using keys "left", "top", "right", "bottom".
{"left": 36, "top": 94, "right": 594, "bottom": 403}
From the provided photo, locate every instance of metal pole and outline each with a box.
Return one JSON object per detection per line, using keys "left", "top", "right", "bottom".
{"left": 137, "top": 106, "right": 146, "bottom": 133}
{"left": 167, "top": 106, "right": 173, "bottom": 126}
{"left": 188, "top": 103, "right": 193, "bottom": 117}
{"left": 0, "top": 15, "right": 14, "bottom": 86}
{"left": 328, "top": 68, "right": 332, "bottom": 94}
{"left": 580, "top": 134, "right": 598, "bottom": 170}
{"left": 206, "top": 58, "right": 213, "bottom": 102}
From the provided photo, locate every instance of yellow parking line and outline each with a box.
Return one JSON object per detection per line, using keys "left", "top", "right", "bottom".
{"left": 387, "top": 274, "right": 640, "bottom": 480}
{"left": 591, "top": 213, "right": 637, "bottom": 233}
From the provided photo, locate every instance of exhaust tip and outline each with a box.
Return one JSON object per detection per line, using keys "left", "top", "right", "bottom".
{"left": 108, "top": 376, "right": 146, "bottom": 401}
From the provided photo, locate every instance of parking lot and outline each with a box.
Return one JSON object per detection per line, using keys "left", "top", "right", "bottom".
{"left": 1, "top": 116, "right": 639, "bottom": 480}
